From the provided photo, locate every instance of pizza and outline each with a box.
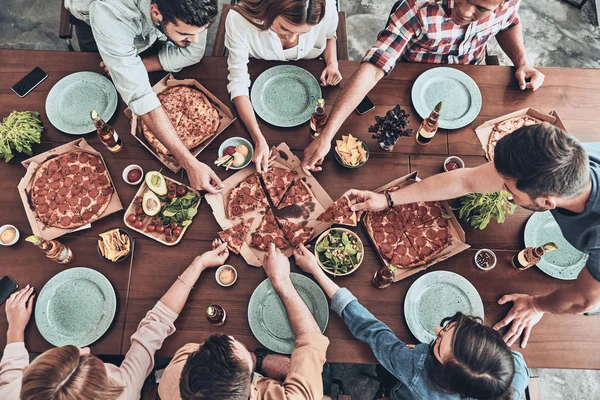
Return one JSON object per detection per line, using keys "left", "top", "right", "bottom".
{"left": 277, "top": 179, "right": 315, "bottom": 209}
{"left": 218, "top": 218, "right": 254, "bottom": 254}
{"left": 395, "top": 201, "right": 446, "bottom": 227}
{"left": 389, "top": 235, "right": 423, "bottom": 269}
{"left": 364, "top": 212, "right": 405, "bottom": 261}
{"left": 487, "top": 115, "right": 542, "bottom": 160}
{"left": 262, "top": 167, "right": 297, "bottom": 207}
{"left": 227, "top": 173, "right": 268, "bottom": 218}
{"left": 141, "top": 86, "right": 221, "bottom": 156}
{"left": 317, "top": 195, "right": 357, "bottom": 226}
{"left": 250, "top": 209, "right": 289, "bottom": 251}
{"left": 278, "top": 218, "right": 315, "bottom": 247}
{"left": 30, "top": 151, "right": 114, "bottom": 229}
{"left": 404, "top": 223, "right": 450, "bottom": 261}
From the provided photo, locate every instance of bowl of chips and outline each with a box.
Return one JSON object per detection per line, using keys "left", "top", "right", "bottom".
{"left": 97, "top": 228, "right": 132, "bottom": 263}
{"left": 334, "top": 134, "right": 369, "bottom": 168}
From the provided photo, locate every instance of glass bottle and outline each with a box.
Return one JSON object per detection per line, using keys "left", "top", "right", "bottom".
{"left": 205, "top": 304, "right": 227, "bottom": 326}
{"left": 511, "top": 242, "right": 558, "bottom": 271}
{"left": 309, "top": 98, "right": 328, "bottom": 138}
{"left": 91, "top": 110, "right": 122, "bottom": 153}
{"left": 415, "top": 101, "right": 442, "bottom": 146}
{"left": 372, "top": 264, "right": 397, "bottom": 289}
{"left": 25, "top": 235, "right": 74, "bottom": 264}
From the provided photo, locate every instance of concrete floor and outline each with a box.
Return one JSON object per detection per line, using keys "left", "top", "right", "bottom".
{"left": 2, "top": 0, "right": 600, "bottom": 399}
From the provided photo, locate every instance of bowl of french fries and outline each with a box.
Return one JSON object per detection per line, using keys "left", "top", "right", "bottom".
{"left": 97, "top": 228, "right": 132, "bottom": 263}
{"left": 334, "top": 134, "right": 369, "bottom": 168}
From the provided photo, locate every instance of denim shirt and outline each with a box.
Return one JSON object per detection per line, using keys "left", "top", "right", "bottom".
{"left": 331, "top": 288, "right": 530, "bottom": 400}
{"left": 64, "top": 0, "right": 207, "bottom": 115}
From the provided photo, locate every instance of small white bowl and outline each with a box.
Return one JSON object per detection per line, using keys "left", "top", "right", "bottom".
{"left": 444, "top": 156, "right": 465, "bottom": 172}
{"left": 474, "top": 249, "right": 497, "bottom": 271}
{"left": 0, "top": 225, "right": 20, "bottom": 246}
{"left": 122, "top": 164, "right": 144, "bottom": 185}
{"left": 215, "top": 265, "right": 238, "bottom": 287}
{"left": 218, "top": 137, "right": 254, "bottom": 170}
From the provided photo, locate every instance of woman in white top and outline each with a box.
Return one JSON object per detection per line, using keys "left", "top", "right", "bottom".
{"left": 225, "top": 0, "right": 341, "bottom": 172}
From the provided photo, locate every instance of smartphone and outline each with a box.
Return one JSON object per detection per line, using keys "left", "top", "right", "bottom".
{"left": 356, "top": 95, "right": 375, "bottom": 115}
{"left": 12, "top": 67, "right": 48, "bottom": 98}
{"left": 0, "top": 276, "right": 18, "bottom": 306}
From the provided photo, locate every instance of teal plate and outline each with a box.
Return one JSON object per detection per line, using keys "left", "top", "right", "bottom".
{"left": 524, "top": 211, "right": 588, "bottom": 280}
{"left": 404, "top": 271, "right": 484, "bottom": 344}
{"left": 45, "top": 71, "right": 118, "bottom": 135}
{"left": 250, "top": 65, "right": 322, "bottom": 128}
{"left": 35, "top": 267, "right": 117, "bottom": 347}
{"left": 411, "top": 67, "right": 482, "bottom": 130}
{"left": 248, "top": 273, "right": 329, "bottom": 354}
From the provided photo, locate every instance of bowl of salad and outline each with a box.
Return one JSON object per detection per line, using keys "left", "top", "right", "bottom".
{"left": 314, "top": 228, "right": 364, "bottom": 276}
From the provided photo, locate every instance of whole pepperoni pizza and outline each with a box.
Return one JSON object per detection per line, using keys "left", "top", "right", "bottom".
{"left": 30, "top": 151, "right": 114, "bottom": 229}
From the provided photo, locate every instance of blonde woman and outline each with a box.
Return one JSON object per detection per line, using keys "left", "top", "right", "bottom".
{"left": 225, "top": 0, "right": 341, "bottom": 173}
{"left": 0, "top": 240, "right": 229, "bottom": 400}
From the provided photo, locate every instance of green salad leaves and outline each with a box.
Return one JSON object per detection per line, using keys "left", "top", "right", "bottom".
{"left": 160, "top": 191, "right": 199, "bottom": 227}
{"left": 0, "top": 111, "right": 44, "bottom": 162}
{"left": 316, "top": 229, "right": 363, "bottom": 275}
{"left": 456, "top": 191, "right": 516, "bottom": 230}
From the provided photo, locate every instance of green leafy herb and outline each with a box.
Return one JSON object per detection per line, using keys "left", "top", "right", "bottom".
{"left": 160, "top": 191, "right": 200, "bottom": 226}
{"left": 455, "top": 191, "right": 516, "bottom": 230}
{"left": 0, "top": 111, "right": 44, "bottom": 162}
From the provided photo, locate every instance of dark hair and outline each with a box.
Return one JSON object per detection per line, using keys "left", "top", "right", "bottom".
{"left": 425, "top": 313, "right": 515, "bottom": 400}
{"left": 494, "top": 123, "right": 589, "bottom": 199}
{"left": 234, "top": 0, "right": 326, "bottom": 31}
{"left": 152, "top": 0, "right": 219, "bottom": 27}
{"left": 179, "top": 334, "right": 251, "bottom": 400}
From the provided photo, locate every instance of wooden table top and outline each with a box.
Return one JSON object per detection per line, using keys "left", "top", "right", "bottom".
{"left": 1, "top": 49, "right": 600, "bottom": 369}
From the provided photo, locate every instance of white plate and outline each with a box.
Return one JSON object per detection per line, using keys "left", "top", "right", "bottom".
{"left": 404, "top": 271, "right": 484, "bottom": 343}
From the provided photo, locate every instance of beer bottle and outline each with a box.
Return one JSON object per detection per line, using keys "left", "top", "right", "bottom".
{"left": 416, "top": 101, "right": 442, "bottom": 146}
{"left": 205, "top": 304, "right": 227, "bottom": 326}
{"left": 511, "top": 242, "right": 558, "bottom": 271}
{"left": 309, "top": 98, "right": 328, "bottom": 138}
{"left": 372, "top": 264, "right": 397, "bottom": 289}
{"left": 25, "top": 235, "right": 74, "bottom": 265}
{"left": 91, "top": 110, "right": 123, "bottom": 153}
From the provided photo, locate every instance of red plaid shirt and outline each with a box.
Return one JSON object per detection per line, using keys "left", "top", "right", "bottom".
{"left": 363, "top": 0, "right": 520, "bottom": 74}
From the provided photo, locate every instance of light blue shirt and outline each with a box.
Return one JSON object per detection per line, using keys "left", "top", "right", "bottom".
{"left": 65, "top": 0, "right": 207, "bottom": 115}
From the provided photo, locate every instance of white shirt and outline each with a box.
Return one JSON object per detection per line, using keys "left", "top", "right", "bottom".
{"left": 224, "top": 2, "right": 338, "bottom": 100}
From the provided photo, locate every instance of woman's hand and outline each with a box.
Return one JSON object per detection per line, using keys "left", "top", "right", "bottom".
{"left": 6, "top": 285, "right": 35, "bottom": 343}
{"left": 320, "top": 63, "right": 342, "bottom": 86}
{"left": 192, "top": 239, "right": 230, "bottom": 271}
{"left": 253, "top": 138, "right": 275, "bottom": 174}
{"left": 293, "top": 244, "right": 321, "bottom": 276}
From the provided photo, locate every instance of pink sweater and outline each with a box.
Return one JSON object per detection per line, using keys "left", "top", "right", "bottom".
{"left": 0, "top": 301, "right": 177, "bottom": 399}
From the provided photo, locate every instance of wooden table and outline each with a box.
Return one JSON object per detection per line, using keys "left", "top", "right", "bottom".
{"left": 1, "top": 49, "right": 600, "bottom": 369}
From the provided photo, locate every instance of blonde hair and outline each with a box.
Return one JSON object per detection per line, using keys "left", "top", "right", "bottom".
{"left": 20, "top": 346, "right": 124, "bottom": 400}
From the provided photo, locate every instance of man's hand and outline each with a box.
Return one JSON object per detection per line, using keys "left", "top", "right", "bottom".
{"left": 493, "top": 293, "right": 544, "bottom": 348}
{"left": 186, "top": 159, "right": 223, "bottom": 193}
{"left": 293, "top": 244, "right": 321, "bottom": 276}
{"left": 301, "top": 135, "right": 331, "bottom": 175}
{"left": 192, "top": 239, "right": 229, "bottom": 271}
{"left": 515, "top": 65, "right": 545, "bottom": 91}
{"left": 6, "top": 285, "right": 35, "bottom": 343}
{"left": 320, "top": 63, "right": 342, "bottom": 87}
{"left": 263, "top": 243, "right": 291, "bottom": 290}
{"left": 253, "top": 138, "right": 274, "bottom": 174}
{"left": 344, "top": 189, "right": 388, "bottom": 218}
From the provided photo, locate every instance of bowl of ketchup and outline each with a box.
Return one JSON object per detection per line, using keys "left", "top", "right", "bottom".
{"left": 123, "top": 164, "right": 144, "bottom": 185}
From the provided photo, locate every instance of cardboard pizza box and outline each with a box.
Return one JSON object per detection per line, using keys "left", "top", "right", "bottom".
{"left": 18, "top": 138, "right": 123, "bottom": 240}
{"left": 205, "top": 142, "right": 334, "bottom": 267}
{"left": 361, "top": 171, "right": 470, "bottom": 282}
{"left": 474, "top": 108, "right": 567, "bottom": 161}
{"left": 124, "top": 73, "right": 236, "bottom": 173}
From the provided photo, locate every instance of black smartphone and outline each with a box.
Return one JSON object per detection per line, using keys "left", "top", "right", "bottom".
{"left": 12, "top": 67, "right": 48, "bottom": 98}
{"left": 356, "top": 95, "right": 375, "bottom": 115}
{"left": 0, "top": 276, "right": 18, "bottom": 306}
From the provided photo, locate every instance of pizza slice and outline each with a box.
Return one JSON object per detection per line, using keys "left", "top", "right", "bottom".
{"left": 277, "top": 217, "right": 315, "bottom": 247}
{"left": 262, "top": 167, "right": 298, "bottom": 207}
{"left": 396, "top": 201, "right": 446, "bottom": 227}
{"left": 250, "top": 209, "right": 289, "bottom": 251}
{"left": 389, "top": 235, "right": 423, "bottom": 269}
{"left": 227, "top": 173, "right": 268, "bottom": 219}
{"left": 414, "top": 216, "right": 453, "bottom": 247}
{"left": 404, "top": 222, "right": 451, "bottom": 262}
{"left": 277, "top": 179, "right": 315, "bottom": 209}
{"left": 218, "top": 218, "right": 254, "bottom": 254}
{"left": 317, "top": 195, "right": 357, "bottom": 226}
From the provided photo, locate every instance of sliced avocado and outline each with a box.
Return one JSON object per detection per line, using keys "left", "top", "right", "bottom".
{"left": 142, "top": 191, "right": 161, "bottom": 216}
{"left": 145, "top": 171, "right": 167, "bottom": 196}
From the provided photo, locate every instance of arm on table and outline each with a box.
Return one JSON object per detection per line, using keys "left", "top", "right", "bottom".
{"left": 320, "top": 37, "right": 342, "bottom": 87}
{"left": 232, "top": 96, "right": 271, "bottom": 173}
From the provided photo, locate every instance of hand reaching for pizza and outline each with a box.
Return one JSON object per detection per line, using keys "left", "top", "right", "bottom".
{"left": 253, "top": 139, "right": 274, "bottom": 174}
{"left": 293, "top": 244, "right": 320, "bottom": 276}
{"left": 187, "top": 160, "right": 223, "bottom": 194}
{"left": 263, "top": 243, "right": 291, "bottom": 290}
{"left": 344, "top": 189, "right": 388, "bottom": 218}
{"left": 301, "top": 135, "right": 330, "bottom": 176}
{"left": 192, "top": 239, "right": 229, "bottom": 271}
{"left": 515, "top": 65, "right": 545, "bottom": 91}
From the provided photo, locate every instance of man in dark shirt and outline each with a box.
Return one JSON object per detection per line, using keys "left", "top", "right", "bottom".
{"left": 346, "top": 123, "right": 600, "bottom": 348}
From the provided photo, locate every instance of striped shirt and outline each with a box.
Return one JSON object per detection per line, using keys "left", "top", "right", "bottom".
{"left": 363, "top": 0, "right": 520, "bottom": 74}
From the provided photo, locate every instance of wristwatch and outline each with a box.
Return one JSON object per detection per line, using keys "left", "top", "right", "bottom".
{"left": 254, "top": 348, "right": 269, "bottom": 375}
{"left": 384, "top": 190, "right": 394, "bottom": 211}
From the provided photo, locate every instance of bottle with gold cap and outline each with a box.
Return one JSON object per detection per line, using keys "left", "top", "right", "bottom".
{"left": 511, "top": 242, "right": 558, "bottom": 271}
{"left": 205, "top": 304, "right": 227, "bottom": 326}
{"left": 372, "top": 264, "right": 397, "bottom": 289}
{"left": 25, "top": 235, "right": 74, "bottom": 265}
{"left": 416, "top": 101, "right": 442, "bottom": 145}
{"left": 309, "top": 98, "right": 328, "bottom": 138}
{"left": 91, "top": 110, "right": 122, "bottom": 153}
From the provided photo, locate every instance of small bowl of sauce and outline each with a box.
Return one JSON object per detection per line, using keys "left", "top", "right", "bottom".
{"left": 123, "top": 164, "right": 144, "bottom": 185}
{"left": 444, "top": 156, "right": 465, "bottom": 172}
{"left": 215, "top": 265, "right": 237, "bottom": 287}
{"left": 0, "top": 225, "right": 20, "bottom": 246}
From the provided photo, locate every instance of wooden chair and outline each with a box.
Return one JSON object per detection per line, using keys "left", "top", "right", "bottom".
{"left": 212, "top": 4, "right": 349, "bottom": 60}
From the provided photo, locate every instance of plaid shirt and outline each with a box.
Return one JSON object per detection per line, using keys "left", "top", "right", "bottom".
{"left": 363, "top": 0, "right": 520, "bottom": 74}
